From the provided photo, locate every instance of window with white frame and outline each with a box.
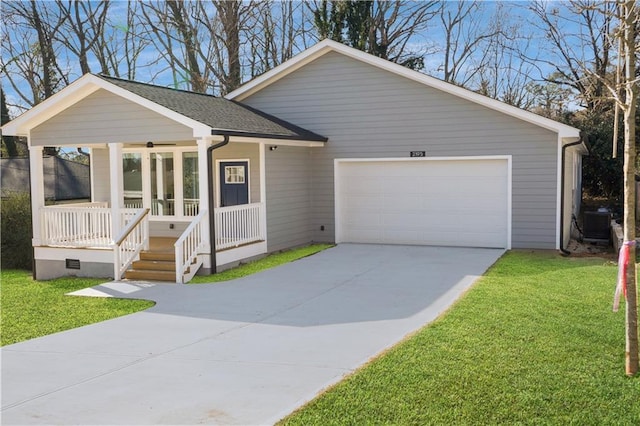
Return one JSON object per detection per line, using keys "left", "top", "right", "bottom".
{"left": 224, "top": 166, "right": 245, "bottom": 184}
{"left": 121, "top": 148, "right": 199, "bottom": 218}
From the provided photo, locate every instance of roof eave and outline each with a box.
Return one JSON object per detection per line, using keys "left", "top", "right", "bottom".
{"left": 212, "top": 128, "right": 327, "bottom": 145}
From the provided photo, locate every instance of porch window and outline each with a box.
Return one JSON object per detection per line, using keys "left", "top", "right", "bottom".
{"left": 183, "top": 152, "right": 199, "bottom": 216}
{"left": 150, "top": 152, "right": 175, "bottom": 216}
{"left": 123, "top": 153, "right": 142, "bottom": 208}
{"left": 122, "top": 148, "right": 200, "bottom": 219}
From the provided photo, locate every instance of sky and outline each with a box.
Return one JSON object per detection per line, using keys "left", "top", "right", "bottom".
{"left": 1, "top": 1, "right": 601, "bottom": 118}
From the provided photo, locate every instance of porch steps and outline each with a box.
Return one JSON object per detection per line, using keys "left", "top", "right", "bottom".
{"left": 124, "top": 249, "right": 178, "bottom": 282}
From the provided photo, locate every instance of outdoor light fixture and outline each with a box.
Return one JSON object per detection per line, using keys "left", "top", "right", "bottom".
{"left": 269, "top": 145, "right": 278, "bottom": 151}
{"left": 146, "top": 141, "right": 154, "bottom": 148}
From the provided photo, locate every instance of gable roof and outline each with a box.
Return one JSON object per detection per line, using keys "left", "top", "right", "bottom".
{"left": 227, "top": 39, "right": 581, "bottom": 141}
{"left": 2, "top": 74, "right": 327, "bottom": 143}
{"left": 98, "top": 75, "right": 327, "bottom": 142}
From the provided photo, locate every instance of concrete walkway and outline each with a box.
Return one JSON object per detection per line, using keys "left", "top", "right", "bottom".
{"left": 1, "top": 244, "right": 503, "bottom": 425}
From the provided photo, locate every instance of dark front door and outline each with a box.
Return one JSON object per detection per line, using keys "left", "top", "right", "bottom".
{"left": 219, "top": 161, "right": 249, "bottom": 207}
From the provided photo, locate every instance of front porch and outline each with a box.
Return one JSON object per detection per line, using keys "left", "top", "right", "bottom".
{"left": 2, "top": 73, "right": 326, "bottom": 282}
{"left": 37, "top": 201, "right": 267, "bottom": 283}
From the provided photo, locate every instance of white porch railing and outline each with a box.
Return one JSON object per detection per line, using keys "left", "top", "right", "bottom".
{"left": 40, "top": 202, "right": 265, "bottom": 282}
{"left": 175, "top": 209, "right": 207, "bottom": 284}
{"left": 41, "top": 206, "right": 113, "bottom": 247}
{"left": 41, "top": 206, "right": 140, "bottom": 247}
{"left": 113, "top": 208, "right": 150, "bottom": 280}
{"left": 215, "top": 203, "right": 265, "bottom": 250}
{"left": 50, "top": 201, "right": 109, "bottom": 208}
{"left": 126, "top": 199, "right": 199, "bottom": 216}
{"left": 124, "top": 199, "right": 143, "bottom": 209}
{"left": 184, "top": 198, "right": 199, "bottom": 216}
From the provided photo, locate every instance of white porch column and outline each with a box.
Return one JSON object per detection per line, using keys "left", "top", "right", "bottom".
{"left": 259, "top": 142, "right": 268, "bottom": 244}
{"left": 154, "top": 154, "right": 165, "bottom": 215}
{"left": 197, "top": 138, "right": 212, "bottom": 256}
{"left": 109, "top": 143, "right": 124, "bottom": 238}
{"left": 29, "top": 144, "right": 44, "bottom": 246}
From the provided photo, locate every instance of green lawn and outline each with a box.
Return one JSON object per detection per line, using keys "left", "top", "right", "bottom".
{"left": 189, "top": 244, "right": 333, "bottom": 283}
{"left": 0, "top": 271, "right": 154, "bottom": 346}
{"left": 281, "top": 251, "right": 640, "bottom": 425}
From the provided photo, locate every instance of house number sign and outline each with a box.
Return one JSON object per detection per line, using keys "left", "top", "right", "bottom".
{"left": 410, "top": 151, "right": 426, "bottom": 157}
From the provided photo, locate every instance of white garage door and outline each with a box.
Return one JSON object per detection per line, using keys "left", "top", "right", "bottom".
{"left": 335, "top": 158, "right": 510, "bottom": 249}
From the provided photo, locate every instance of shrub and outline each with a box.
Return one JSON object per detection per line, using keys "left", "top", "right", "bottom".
{"left": 1, "top": 191, "right": 32, "bottom": 270}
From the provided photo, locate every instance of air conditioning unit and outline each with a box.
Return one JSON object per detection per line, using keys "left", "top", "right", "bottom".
{"left": 583, "top": 211, "right": 611, "bottom": 243}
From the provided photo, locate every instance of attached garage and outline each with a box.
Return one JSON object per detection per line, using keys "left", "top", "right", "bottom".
{"left": 335, "top": 157, "right": 511, "bottom": 249}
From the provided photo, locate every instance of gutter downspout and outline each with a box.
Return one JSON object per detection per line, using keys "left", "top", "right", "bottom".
{"left": 559, "top": 133, "right": 585, "bottom": 255}
{"left": 207, "top": 134, "right": 230, "bottom": 273}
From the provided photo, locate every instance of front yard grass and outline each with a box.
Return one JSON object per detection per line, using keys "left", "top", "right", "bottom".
{"left": 1, "top": 271, "right": 154, "bottom": 346}
{"left": 189, "top": 244, "right": 333, "bottom": 283}
{"left": 281, "top": 251, "right": 640, "bottom": 425}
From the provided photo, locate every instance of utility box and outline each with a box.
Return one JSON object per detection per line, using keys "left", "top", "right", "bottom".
{"left": 583, "top": 211, "right": 611, "bottom": 243}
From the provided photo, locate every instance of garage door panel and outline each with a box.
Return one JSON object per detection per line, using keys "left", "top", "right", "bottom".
{"left": 378, "top": 213, "right": 506, "bottom": 232}
{"left": 337, "top": 158, "right": 509, "bottom": 249}
{"left": 344, "top": 195, "right": 384, "bottom": 211}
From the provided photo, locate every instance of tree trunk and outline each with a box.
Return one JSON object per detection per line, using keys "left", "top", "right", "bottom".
{"left": 166, "top": 0, "right": 206, "bottom": 93}
{"left": 30, "top": 0, "right": 57, "bottom": 100}
{"left": 622, "top": 0, "right": 638, "bottom": 377}
{"left": 216, "top": 0, "right": 241, "bottom": 95}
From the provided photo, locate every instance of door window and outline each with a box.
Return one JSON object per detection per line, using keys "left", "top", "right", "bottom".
{"left": 123, "top": 153, "right": 142, "bottom": 208}
{"left": 183, "top": 152, "right": 199, "bottom": 216}
{"left": 224, "top": 166, "right": 246, "bottom": 184}
{"left": 150, "top": 152, "right": 175, "bottom": 216}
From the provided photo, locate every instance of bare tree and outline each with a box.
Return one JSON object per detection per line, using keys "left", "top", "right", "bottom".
{"left": 470, "top": 3, "right": 550, "bottom": 110}
{"left": 139, "top": 1, "right": 210, "bottom": 92}
{"left": 2, "top": 1, "right": 68, "bottom": 106}
{"left": 139, "top": 0, "right": 259, "bottom": 95}
{"left": 526, "top": 0, "right": 617, "bottom": 110}
{"left": 91, "top": 1, "right": 151, "bottom": 80}
{"left": 246, "top": 1, "right": 312, "bottom": 78}
{"left": 309, "top": 0, "right": 440, "bottom": 70}
{"left": 436, "top": 0, "right": 504, "bottom": 87}
{"left": 369, "top": 0, "right": 440, "bottom": 68}
{"left": 54, "top": 0, "right": 109, "bottom": 75}
{"left": 616, "top": 0, "right": 638, "bottom": 377}
{"left": 212, "top": 0, "right": 243, "bottom": 94}
{"left": 166, "top": 0, "right": 207, "bottom": 92}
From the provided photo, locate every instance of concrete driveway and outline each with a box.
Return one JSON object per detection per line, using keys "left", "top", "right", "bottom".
{"left": 1, "top": 244, "right": 503, "bottom": 425}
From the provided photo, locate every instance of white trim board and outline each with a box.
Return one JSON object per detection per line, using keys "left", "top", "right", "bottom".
{"left": 334, "top": 156, "right": 512, "bottom": 250}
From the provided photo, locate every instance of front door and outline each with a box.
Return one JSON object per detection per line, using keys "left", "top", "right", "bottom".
{"left": 219, "top": 161, "right": 249, "bottom": 207}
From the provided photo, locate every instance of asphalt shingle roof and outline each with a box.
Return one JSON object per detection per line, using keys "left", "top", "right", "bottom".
{"left": 97, "top": 74, "right": 327, "bottom": 142}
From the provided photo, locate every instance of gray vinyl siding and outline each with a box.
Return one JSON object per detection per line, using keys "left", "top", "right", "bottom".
{"left": 90, "top": 147, "right": 110, "bottom": 203}
{"left": 244, "top": 51, "right": 559, "bottom": 249}
{"left": 264, "top": 145, "right": 313, "bottom": 251}
{"left": 31, "top": 89, "right": 193, "bottom": 146}
{"left": 212, "top": 143, "right": 261, "bottom": 204}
